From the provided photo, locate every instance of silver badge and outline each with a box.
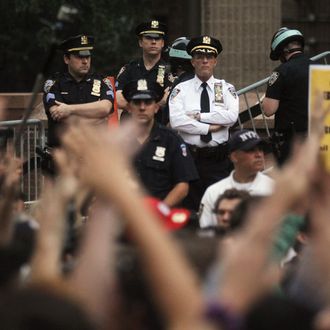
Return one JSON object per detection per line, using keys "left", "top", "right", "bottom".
{"left": 137, "top": 79, "right": 148, "bottom": 91}
{"left": 153, "top": 146, "right": 166, "bottom": 162}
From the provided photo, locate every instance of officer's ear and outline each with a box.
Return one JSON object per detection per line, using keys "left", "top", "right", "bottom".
{"left": 229, "top": 151, "right": 237, "bottom": 164}
{"left": 191, "top": 57, "right": 197, "bottom": 69}
{"left": 63, "top": 54, "right": 71, "bottom": 65}
{"left": 154, "top": 102, "right": 160, "bottom": 114}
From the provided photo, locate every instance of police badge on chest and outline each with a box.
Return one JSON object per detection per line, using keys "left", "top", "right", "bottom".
{"left": 214, "top": 82, "right": 224, "bottom": 105}
{"left": 91, "top": 79, "right": 101, "bottom": 97}
{"left": 153, "top": 146, "right": 166, "bottom": 162}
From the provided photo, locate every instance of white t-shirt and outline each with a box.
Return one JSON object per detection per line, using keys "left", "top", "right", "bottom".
{"left": 199, "top": 171, "right": 274, "bottom": 228}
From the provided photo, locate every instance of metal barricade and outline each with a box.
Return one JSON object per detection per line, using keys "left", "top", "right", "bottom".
{"left": 235, "top": 51, "right": 330, "bottom": 136}
{"left": 0, "top": 119, "right": 45, "bottom": 201}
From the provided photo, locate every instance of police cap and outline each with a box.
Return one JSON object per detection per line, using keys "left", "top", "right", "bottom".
{"left": 135, "top": 20, "right": 167, "bottom": 38}
{"left": 187, "top": 35, "right": 223, "bottom": 57}
{"left": 60, "top": 34, "right": 94, "bottom": 56}
{"left": 122, "top": 79, "right": 164, "bottom": 102}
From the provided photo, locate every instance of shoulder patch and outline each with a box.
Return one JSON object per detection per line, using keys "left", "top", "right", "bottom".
{"left": 170, "top": 88, "right": 180, "bottom": 100}
{"left": 268, "top": 72, "right": 279, "bottom": 86}
{"left": 44, "top": 79, "right": 55, "bottom": 93}
{"left": 180, "top": 143, "right": 187, "bottom": 157}
{"left": 117, "top": 66, "right": 126, "bottom": 78}
{"left": 228, "top": 85, "right": 237, "bottom": 99}
{"left": 103, "top": 77, "right": 113, "bottom": 89}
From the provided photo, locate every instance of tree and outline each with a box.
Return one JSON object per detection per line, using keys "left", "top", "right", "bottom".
{"left": 0, "top": 0, "right": 152, "bottom": 92}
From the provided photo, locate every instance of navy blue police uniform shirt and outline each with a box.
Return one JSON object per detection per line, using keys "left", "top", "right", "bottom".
{"left": 116, "top": 58, "right": 172, "bottom": 91}
{"left": 133, "top": 123, "right": 199, "bottom": 200}
{"left": 116, "top": 58, "right": 172, "bottom": 123}
{"left": 43, "top": 72, "right": 114, "bottom": 147}
{"left": 265, "top": 53, "right": 312, "bottom": 133}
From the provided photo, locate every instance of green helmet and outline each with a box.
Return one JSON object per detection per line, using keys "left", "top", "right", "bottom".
{"left": 270, "top": 27, "right": 304, "bottom": 61}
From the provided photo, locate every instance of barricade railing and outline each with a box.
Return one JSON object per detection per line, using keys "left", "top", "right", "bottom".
{"left": 0, "top": 119, "right": 46, "bottom": 201}
{"left": 235, "top": 51, "right": 330, "bottom": 136}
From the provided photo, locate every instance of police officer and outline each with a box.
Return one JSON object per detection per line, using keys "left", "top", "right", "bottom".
{"left": 43, "top": 34, "right": 114, "bottom": 148}
{"left": 162, "top": 37, "right": 195, "bottom": 125}
{"left": 263, "top": 27, "right": 311, "bottom": 165}
{"left": 169, "top": 35, "right": 239, "bottom": 210}
{"left": 116, "top": 20, "right": 172, "bottom": 122}
{"left": 122, "top": 79, "right": 198, "bottom": 207}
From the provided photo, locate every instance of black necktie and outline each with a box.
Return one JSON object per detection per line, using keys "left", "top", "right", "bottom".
{"left": 200, "top": 82, "right": 212, "bottom": 143}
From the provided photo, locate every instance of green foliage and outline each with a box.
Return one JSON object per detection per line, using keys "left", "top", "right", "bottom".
{"left": 0, "top": 0, "right": 152, "bottom": 91}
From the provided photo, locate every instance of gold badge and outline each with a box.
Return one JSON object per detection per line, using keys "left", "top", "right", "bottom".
{"left": 81, "top": 35, "right": 88, "bottom": 45}
{"left": 157, "top": 65, "right": 165, "bottom": 87}
{"left": 153, "top": 146, "right": 166, "bottom": 162}
{"left": 203, "top": 36, "right": 211, "bottom": 44}
{"left": 91, "top": 79, "right": 101, "bottom": 96}
{"left": 151, "top": 20, "right": 159, "bottom": 28}
{"left": 214, "top": 82, "right": 224, "bottom": 104}
{"left": 137, "top": 79, "right": 148, "bottom": 91}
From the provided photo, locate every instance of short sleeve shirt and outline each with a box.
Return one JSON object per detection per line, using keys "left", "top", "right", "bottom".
{"left": 265, "top": 53, "right": 311, "bottom": 132}
{"left": 133, "top": 123, "right": 199, "bottom": 200}
{"left": 116, "top": 58, "right": 172, "bottom": 90}
{"left": 43, "top": 72, "right": 114, "bottom": 147}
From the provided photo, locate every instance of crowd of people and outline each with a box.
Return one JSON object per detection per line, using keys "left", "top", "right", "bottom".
{"left": 0, "top": 19, "right": 327, "bottom": 330}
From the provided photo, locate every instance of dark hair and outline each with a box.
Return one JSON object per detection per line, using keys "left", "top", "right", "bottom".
{"left": 245, "top": 294, "right": 315, "bottom": 330}
{"left": 0, "top": 286, "right": 96, "bottom": 330}
{"left": 229, "top": 195, "right": 264, "bottom": 232}
{"left": 213, "top": 189, "right": 250, "bottom": 214}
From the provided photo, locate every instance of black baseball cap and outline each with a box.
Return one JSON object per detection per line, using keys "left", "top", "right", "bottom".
{"left": 229, "top": 129, "right": 266, "bottom": 152}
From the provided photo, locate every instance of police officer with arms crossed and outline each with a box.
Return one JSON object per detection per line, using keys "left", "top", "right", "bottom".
{"left": 43, "top": 34, "right": 114, "bottom": 148}
{"left": 116, "top": 20, "right": 172, "bottom": 122}
{"left": 122, "top": 79, "right": 198, "bottom": 207}
{"left": 263, "top": 27, "right": 311, "bottom": 165}
{"left": 169, "top": 35, "right": 239, "bottom": 211}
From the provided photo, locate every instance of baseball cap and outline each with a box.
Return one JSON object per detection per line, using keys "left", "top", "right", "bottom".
{"left": 229, "top": 129, "right": 266, "bottom": 152}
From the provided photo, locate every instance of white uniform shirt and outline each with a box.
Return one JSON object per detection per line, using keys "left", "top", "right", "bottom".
{"left": 169, "top": 75, "right": 239, "bottom": 147}
{"left": 199, "top": 171, "right": 274, "bottom": 228}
